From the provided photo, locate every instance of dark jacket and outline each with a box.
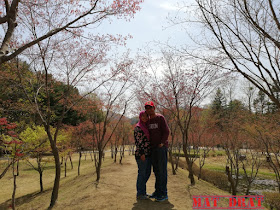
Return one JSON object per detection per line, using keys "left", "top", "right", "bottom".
{"left": 134, "top": 126, "right": 151, "bottom": 159}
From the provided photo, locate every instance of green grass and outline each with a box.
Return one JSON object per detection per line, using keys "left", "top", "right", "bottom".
{"left": 198, "top": 155, "right": 276, "bottom": 180}
{"left": 0, "top": 151, "right": 271, "bottom": 209}
{"left": 0, "top": 152, "right": 113, "bottom": 205}
{"left": 172, "top": 149, "right": 276, "bottom": 180}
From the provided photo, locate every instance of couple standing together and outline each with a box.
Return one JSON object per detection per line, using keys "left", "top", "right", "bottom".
{"left": 134, "top": 101, "right": 170, "bottom": 202}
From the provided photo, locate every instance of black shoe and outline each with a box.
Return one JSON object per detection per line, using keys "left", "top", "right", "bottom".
{"left": 147, "top": 192, "right": 158, "bottom": 199}
{"left": 155, "top": 195, "right": 168, "bottom": 202}
{"left": 137, "top": 195, "right": 149, "bottom": 200}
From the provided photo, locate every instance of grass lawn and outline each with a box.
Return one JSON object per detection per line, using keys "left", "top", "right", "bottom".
{"left": 0, "top": 152, "right": 112, "bottom": 205}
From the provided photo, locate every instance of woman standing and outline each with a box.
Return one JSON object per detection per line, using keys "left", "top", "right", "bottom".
{"left": 134, "top": 111, "right": 151, "bottom": 200}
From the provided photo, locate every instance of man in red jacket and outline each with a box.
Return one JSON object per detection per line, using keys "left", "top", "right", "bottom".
{"left": 145, "top": 101, "right": 169, "bottom": 202}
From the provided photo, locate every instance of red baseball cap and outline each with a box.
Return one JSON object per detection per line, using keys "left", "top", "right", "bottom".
{"left": 145, "top": 101, "right": 155, "bottom": 108}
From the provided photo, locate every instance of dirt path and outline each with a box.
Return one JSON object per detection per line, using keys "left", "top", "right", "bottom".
{"left": 11, "top": 154, "right": 233, "bottom": 210}
{"left": 96, "top": 156, "right": 191, "bottom": 210}
{"left": 53, "top": 155, "right": 208, "bottom": 210}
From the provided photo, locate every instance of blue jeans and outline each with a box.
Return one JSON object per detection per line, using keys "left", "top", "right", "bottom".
{"left": 136, "top": 157, "right": 151, "bottom": 196}
{"left": 152, "top": 146, "right": 168, "bottom": 197}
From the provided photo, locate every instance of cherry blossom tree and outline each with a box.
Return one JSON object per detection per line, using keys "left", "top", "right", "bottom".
{"left": 89, "top": 66, "right": 134, "bottom": 181}
{"left": 135, "top": 48, "right": 221, "bottom": 185}
{"left": 175, "top": 0, "right": 280, "bottom": 108}
{"left": 0, "top": 0, "right": 144, "bottom": 63}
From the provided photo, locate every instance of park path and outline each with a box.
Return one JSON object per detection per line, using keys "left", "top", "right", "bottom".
{"left": 55, "top": 155, "right": 193, "bottom": 210}
{"left": 1, "top": 153, "right": 268, "bottom": 209}
{"left": 12, "top": 154, "right": 233, "bottom": 210}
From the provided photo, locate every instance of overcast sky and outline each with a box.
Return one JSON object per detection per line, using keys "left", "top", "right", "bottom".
{"left": 96, "top": 0, "right": 196, "bottom": 53}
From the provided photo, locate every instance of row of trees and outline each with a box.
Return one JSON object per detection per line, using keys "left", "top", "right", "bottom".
{"left": 1, "top": 1, "right": 144, "bottom": 209}
{"left": 0, "top": 57, "right": 137, "bottom": 207}
{"left": 133, "top": 46, "right": 280, "bottom": 196}
{"left": 1, "top": 0, "right": 280, "bottom": 208}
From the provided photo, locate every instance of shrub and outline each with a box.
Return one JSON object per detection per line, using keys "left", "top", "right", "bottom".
{"left": 264, "top": 192, "right": 280, "bottom": 210}
{"left": 172, "top": 152, "right": 200, "bottom": 158}
{"left": 192, "top": 163, "right": 228, "bottom": 190}
{"left": 175, "top": 159, "right": 229, "bottom": 191}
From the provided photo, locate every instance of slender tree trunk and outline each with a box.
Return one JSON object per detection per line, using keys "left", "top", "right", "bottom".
{"left": 119, "top": 145, "right": 125, "bottom": 164}
{"left": 90, "top": 152, "right": 94, "bottom": 161}
{"left": 184, "top": 145, "right": 195, "bottom": 185}
{"left": 37, "top": 155, "right": 44, "bottom": 192}
{"left": 60, "top": 156, "right": 63, "bottom": 165}
{"left": 122, "top": 145, "right": 125, "bottom": 158}
{"left": 169, "top": 150, "right": 176, "bottom": 175}
{"left": 69, "top": 154, "right": 73, "bottom": 169}
{"left": 111, "top": 144, "right": 114, "bottom": 159}
{"left": 49, "top": 141, "right": 61, "bottom": 209}
{"left": 175, "top": 147, "right": 181, "bottom": 171}
{"left": 198, "top": 153, "right": 207, "bottom": 180}
{"left": 245, "top": 183, "right": 251, "bottom": 195}
{"left": 226, "top": 166, "right": 237, "bottom": 195}
{"left": 0, "top": 160, "right": 13, "bottom": 179}
{"left": 64, "top": 157, "right": 67, "bottom": 177}
{"left": 114, "top": 147, "right": 117, "bottom": 163}
{"left": 78, "top": 151, "right": 82, "bottom": 176}
{"left": 39, "top": 170, "right": 43, "bottom": 192}
{"left": 96, "top": 150, "right": 103, "bottom": 182}
{"left": 175, "top": 154, "right": 179, "bottom": 171}
{"left": 187, "top": 161, "right": 195, "bottom": 185}
{"left": 12, "top": 174, "right": 17, "bottom": 210}
{"left": 119, "top": 154, "right": 123, "bottom": 164}
{"left": 12, "top": 160, "right": 18, "bottom": 210}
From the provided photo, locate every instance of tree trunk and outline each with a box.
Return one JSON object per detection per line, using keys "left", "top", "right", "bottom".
{"left": 96, "top": 151, "right": 103, "bottom": 182}
{"left": 122, "top": 145, "right": 125, "bottom": 158}
{"left": 0, "top": 160, "right": 13, "bottom": 179}
{"left": 169, "top": 150, "right": 176, "bottom": 175}
{"left": 64, "top": 157, "right": 67, "bottom": 177}
{"left": 11, "top": 160, "right": 18, "bottom": 210}
{"left": 184, "top": 146, "right": 195, "bottom": 185}
{"left": 119, "top": 154, "right": 123, "bottom": 164}
{"left": 69, "top": 154, "right": 73, "bottom": 169}
{"left": 39, "top": 170, "right": 43, "bottom": 192}
{"left": 111, "top": 145, "right": 114, "bottom": 159}
{"left": 245, "top": 183, "right": 251, "bottom": 195}
{"left": 78, "top": 151, "right": 82, "bottom": 176}
{"left": 119, "top": 146, "right": 125, "bottom": 164}
{"left": 12, "top": 174, "right": 16, "bottom": 210}
{"left": 188, "top": 161, "right": 195, "bottom": 185}
{"left": 175, "top": 155, "right": 179, "bottom": 171}
{"left": 114, "top": 147, "right": 117, "bottom": 163}
{"left": 90, "top": 152, "right": 93, "bottom": 161}
{"left": 226, "top": 166, "right": 237, "bottom": 195}
{"left": 49, "top": 142, "right": 61, "bottom": 209}
{"left": 38, "top": 155, "right": 44, "bottom": 192}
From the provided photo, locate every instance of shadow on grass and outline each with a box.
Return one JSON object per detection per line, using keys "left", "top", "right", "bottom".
{"left": 22, "top": 165, "right": 56, "bottom": 171}
{"left": 132, "top": 198, "right": 175, "bottom": 210}
{"left": 0, "top": 189, "right": 51, "bottom": 209}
